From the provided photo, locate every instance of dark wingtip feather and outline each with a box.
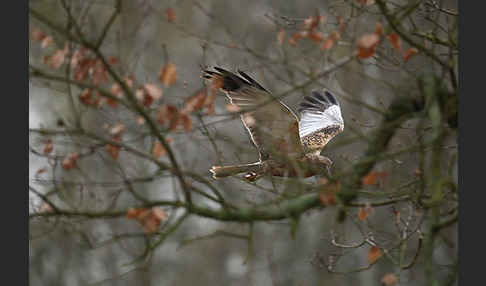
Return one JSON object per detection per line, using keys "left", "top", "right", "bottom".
{"left": 324, "top": 90, "right": 338, "bottom": 105}
{"left": 203, "top": 67, "right": 267, "bottom": 92}
{"left": 237, "top": 70, "right": 268, "bottom": 92}
{"left": 298, "top": 90, "right": 339, "bottom": 114}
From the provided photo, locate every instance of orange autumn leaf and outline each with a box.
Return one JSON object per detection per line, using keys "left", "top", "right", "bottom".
{"left": 359, "top": 204, "right": 374, "bottom": 221}
{"left": 166, "top": 8, "right": 176, "bottom": 23}
{"left": 368, "top": 245, "right": 382, "bottom": 264}
{"left": 106, "top": 144, "right": 120, "bottom": 159}
{"left": 310, "top": 32, "right": 324, "bottom": 43}
{"left": 126, "top": 207, "right": 146, "bottom": 219}
{"left": 386, "top": 33, "right": 402, "bottom": 53}
{"left": 361, "top": 171, "right": 388, "bottom": 186}
{"left": 159, "top": 62, "right": 177, "bottom": 87}
{"left": 356, "top": 33, "right": 380, "bottom": 59}
{"left": 152, "top": 207, "right": 169, "bottom": 221}
{"left": 381, "top": 273, "right": 398, "bottom": 286}
{"left": 319, "top": 192, "right": 337, "bottom": 206}
{"left": 337, "top": 15, "right": 346, "bottom": 32}
{"left": 321, "top": 31, "right": 341, "bottom": 50}
{"left": 374, "top": 22, "right": 384, "bottom": 36}
{"left": 126, "top": 207, "right": 168, "bottom": 234}
{"left": 289, "top": 31, "right": 307, "bottom": 46}
{"left": 359, "top": 207, "right": 368, "bottom": 221}
{"left": 182, "top": 89, "right": 207, "bottom": 114}
{"left": 321, "top": 37, "right": 336, "bottom": 50}
{"left": 277, "top": 29, "right": 285, "bottom": 45}
{"left": 403, "top": 47, "right": 419, "bottom": 62}
{"left": 152, "top": 141, "right": 166, "bottom": 158}
{"left": 43, "top": 139, "right": 53, "bottom": 154}
{"left": 61, "top": 153, "right": 79, "bottom": 170}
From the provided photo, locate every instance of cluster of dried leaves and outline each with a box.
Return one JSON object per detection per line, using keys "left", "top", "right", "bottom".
{"left": 356, "top": 22, "right": 419, "bottom": 61}
{"left": 126, "top": 207, "right": 168, "bottom": 234}
{"left": 280, "top": 14, "right": 345, "bottom": 51}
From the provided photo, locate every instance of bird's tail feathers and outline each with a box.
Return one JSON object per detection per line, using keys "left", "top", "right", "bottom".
{"left": 210, "top": 162, "right": 263, "bottom": 179}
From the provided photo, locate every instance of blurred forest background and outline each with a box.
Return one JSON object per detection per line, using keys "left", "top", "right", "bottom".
{"left": 29, "top": 0, "right": 458, "bottom": 285}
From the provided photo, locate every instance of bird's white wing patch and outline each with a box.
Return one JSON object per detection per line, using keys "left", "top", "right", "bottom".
{"left": 299, "top": 105, "right": 344, "bottom": 138}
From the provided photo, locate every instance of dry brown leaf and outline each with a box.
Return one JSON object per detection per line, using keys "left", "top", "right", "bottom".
{"left": 124, "top": 75, "right": 134, "bottom": 88}
{"left": 413, "top": 168, "right": 422, "bottom": 177}
{"left": 144, "top": 83, "right": 163, "bottom": 100}
{"left": 359, "top": 207, "right": 368, "bottom": 221}
{"left": 277, "top": 29, "right": 285, "bottom": 45}
{"left": 403, "top": 47, "right": 419, "bottom": 62}
{"left": 310, "top": 32, "right": 324, "bottom": 43}
{"left": 35, "top": 167, "right": 48, "bottom": 178}
{"left": 152, "top": 141, "right": 166, "bottom": 158}
{"left": 361, "top": 171, "right": 388, "bottom": 186}
{"left": 321, "top": 37, "right": 336, "bottom": 50}
{"left": 79, "top": 89, "right": 91, "bottom": 105}
{"left": 181, "top": 114, "right": 192, "bottom": 132}
{"left": 38, "top": 202, "right": 53, "bottom": 213}
{"left": 337, "top": 15, "right": 346, "bottom": 32}
{"left": 109, "top": 122, "right": 125, "bottom": 137}
{"left": 108, "top": 56, "right": 118, "bottom": 66}
{"left": 321, "top": 31, "right": 340, "bottom": 50}
{"left": 381, "top": 273, "right": 398, "bottom": 286}
{"left": 61, "top": 153, "right": 79, "bottom": 170}
{"left": 289, "top": 32, "right": 306, "bottom": 46}
{"left": 182, "top": 89, "right": 207, "bottom": 114}
{"left": 70, "top": 48, "right": 85, "bottom": 68}
{"left": 386, "top": 33, "right": 402, "bottom": 53}
{"left": 91, "top": 59, "right": 108, "bottom": 85}
{"left": 368, "top": 245, "right": 382, "bottom": 264}
{"left": 303, "top": 15, "right": 324, "bottom": 31}
{"left": 41, "top": 36, "right": 53, "bottom": 48}
{"left": 356, "top": 33, "right": 380, "bottom": 59}
{"left": 43, "top": 139, "right": 53, "bottom": 154}
{"left": 136, "top": 116, "right": 145, "bottom": 125}
{"left": 319, "top": 192, "right": 337, "bottom": 206}
{"left": 166, "top": 8, "right": 176, "bottom": 23}
{"left": 31, "top": 27, "right": 46, "bottom": 41}
{"left": 152, "top": 207, "right": 168, "bottom": 221}
{"left": 126, "top": 207, "right": 168, "bottom": 234}
{"left": 110, "top": 83, "right": 123, "bottom": 98}
{"left": 374, "top": 22, "right": 384, "bottom": 36}
{"left": 49, "top": 47, "right": 68, "bottom": 69}
{"left": 159, "top": 62, "right": 177, "bottom": 87}
{"left": 106, "top": 144, "right": 120, "bottom": 159}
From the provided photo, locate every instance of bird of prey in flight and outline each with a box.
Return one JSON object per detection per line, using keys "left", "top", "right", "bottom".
{"left": 203, "top": 67, "right": 344, "bottom": 181}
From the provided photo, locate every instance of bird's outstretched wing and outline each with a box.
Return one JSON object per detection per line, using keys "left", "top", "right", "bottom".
{"left": 298, "top": 90, "right": 344, "bottom": 153}
{"left": 203, "top": 67, "right": 303, "bottom": 160}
